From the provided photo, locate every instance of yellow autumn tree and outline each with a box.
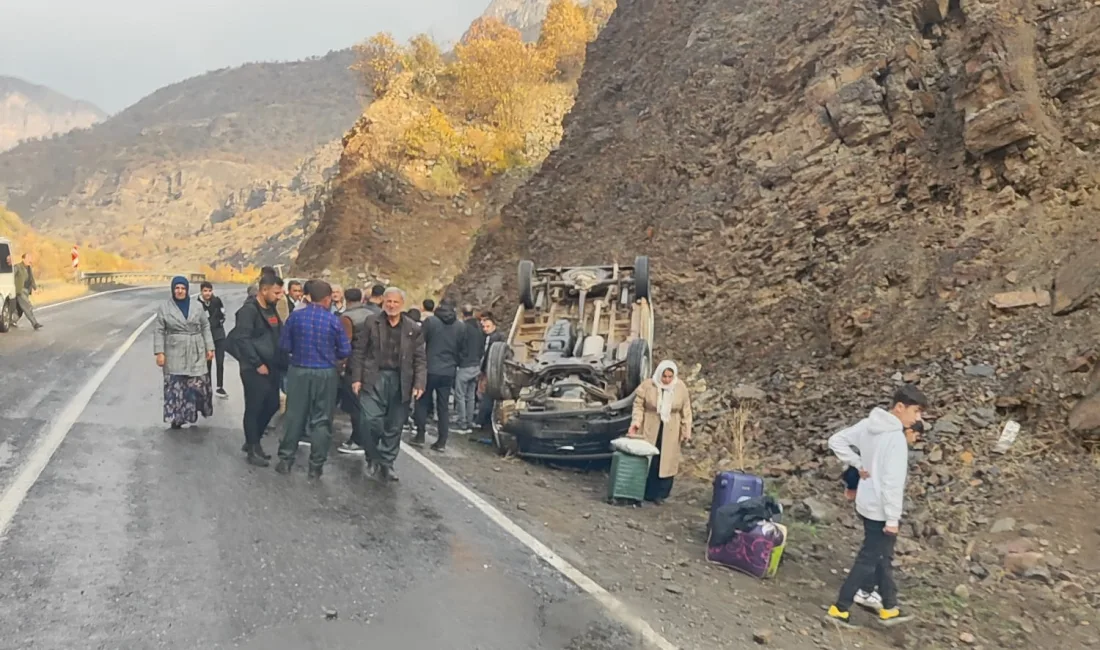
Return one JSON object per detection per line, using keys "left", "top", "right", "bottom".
{"left": 538, "top": 0, "right": 594, "bottom": 79}
{"left": 452, "top": 18, "right": 551, "bottom": 122}
{"left": 351, "top": 33, "right": 404, "bottom": 97}
{"left": 406, "top": 33, "right": 445, "bottom": 96}
{"left": 402, "top": 106, "right": 460, "bottom": 161}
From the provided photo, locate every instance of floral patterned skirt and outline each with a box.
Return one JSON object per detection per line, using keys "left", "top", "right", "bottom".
{"left": 163, "top": 374, "right": 213, "bottom": 425}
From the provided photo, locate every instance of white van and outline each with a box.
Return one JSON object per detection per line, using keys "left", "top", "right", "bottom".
{"left": 0, "top": 237, "right": 17, "bottom": 332}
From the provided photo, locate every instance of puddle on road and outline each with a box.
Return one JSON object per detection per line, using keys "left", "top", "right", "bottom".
{"left": 236, "top": 567, "right": 641, "bottom": 650}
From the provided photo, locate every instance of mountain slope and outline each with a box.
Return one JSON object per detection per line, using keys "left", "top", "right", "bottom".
{"left": 1, "top": 205, "right": 136, "bottom": 279}
{"left": 0, "top": 51, "right": 360, "bottom": 267}
{"left": 0, "top": 76, "right": 106, "bottom": 152}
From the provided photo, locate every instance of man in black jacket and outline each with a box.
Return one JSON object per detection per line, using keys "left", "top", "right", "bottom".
{"left": 476, "top": 313, "right": 507, "bottom": 430}
{"left": 229, "top": 274, "right": 286, "bottom": 466}
{"left": 198, "top": 282, "right": 229, "bottom": 398}
{"left": 413, "top": 299, "right": 466, "bottom": 451}
{"left": 453, "top": 304, "right": 484, "bottom": 434}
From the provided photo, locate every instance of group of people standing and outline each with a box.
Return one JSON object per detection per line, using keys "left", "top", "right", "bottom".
{"left": 152, "top": 268, "right": 506, "bottom": 483}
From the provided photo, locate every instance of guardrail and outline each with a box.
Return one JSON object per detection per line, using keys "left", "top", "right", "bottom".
{"left": 79, "top": 271, "right": 207, "bottom": 287}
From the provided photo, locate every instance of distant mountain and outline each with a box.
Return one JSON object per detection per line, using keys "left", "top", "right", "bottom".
{"left": 0, "top": 77, "right": 106, "bottom": 152}
{"left": 0, "top": 51, "right": 361, "bottom": 268}
{"left": 481, "top": 0, "right": 553, "bottom": 40}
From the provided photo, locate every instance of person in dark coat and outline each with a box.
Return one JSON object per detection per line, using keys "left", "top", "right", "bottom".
{"left": 453, "top": 304, "right": 485, "bottom": 434}
{"left": 413, "top": 299, "right": 466, "bottom": 451}
{"left": 229, "top": 274, "right": 286, "bottom": 466}
{"left": 336, "top": 288, "right": 372, "bottom": 456}
{"left": 198, "top": 281, "right": 228, "bottom": 398}
{"left": 476, "top": 313, "right": 506, "bottom": 430}
{"left": 351, "top": 287, "right": 426, "bottom": 482}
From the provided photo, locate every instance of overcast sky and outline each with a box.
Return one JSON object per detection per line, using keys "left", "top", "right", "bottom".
{"left": 0, "top": 0, "right": 491, "bottom": 114}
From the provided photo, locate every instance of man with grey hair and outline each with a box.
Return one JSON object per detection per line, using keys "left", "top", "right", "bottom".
{"left": 351, "top": 286, "right": 426, "bottom": 481}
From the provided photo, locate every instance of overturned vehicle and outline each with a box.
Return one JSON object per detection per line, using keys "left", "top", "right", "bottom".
{"left": 484, "top": 258, "right": 654, "bottom": 459}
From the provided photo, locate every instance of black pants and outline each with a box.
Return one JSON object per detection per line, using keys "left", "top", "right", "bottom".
{"left": 415, "top": 373, "right": 453, "bottom": 446}
{"left": 207, "top": 339, "right": 226, "bottom": 389}
{"left": 241, "top": 369, "right": 281, "bottom": 446}
{"left": 476, "top": 392, "right": 494, "bottom": 429}
{"left": 361, "top": 370, "right": 407, "bottom": 468}
{"left": 339, "top": 377, "right": 366, "bottom": 447}
{"left": 836, "top": 516, "right": 899, "bottom": 611}
{"left": 644, "top": 424, "right": 675, "bottom": 501}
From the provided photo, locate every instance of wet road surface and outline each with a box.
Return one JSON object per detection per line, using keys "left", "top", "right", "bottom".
{"left": 0, "top": 289, "right": 642, "bottom": 650}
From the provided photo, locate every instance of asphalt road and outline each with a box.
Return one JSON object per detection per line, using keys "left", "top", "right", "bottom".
{"left": 0, "top": 288, "right": 641, "bottom": 650}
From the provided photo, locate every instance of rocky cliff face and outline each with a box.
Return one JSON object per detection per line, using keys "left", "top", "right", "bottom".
{"left": 0, "top": 77, "right": 105, "bottom": 152}
{"left": 0, "top": 52, "right": 359, "bottom": 268}
{"left": 453, "top": 2, "right": 1100, "bottom": 641}
{"left": 481, "top": 0, "right": 553, "bottom": 40}
{"left": 459, "top": 0, "right": 1100, "bottom": 416}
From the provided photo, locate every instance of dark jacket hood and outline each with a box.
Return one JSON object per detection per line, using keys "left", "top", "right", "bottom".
{"left": 435, "top": 303, "right": 458, "bottom": 325}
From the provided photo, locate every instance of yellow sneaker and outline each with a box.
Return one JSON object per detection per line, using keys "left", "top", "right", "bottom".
{"left": 826, "top": 605, "right": 858, "bottom": 628}
{"left": 879, "top": 608, "right": 914, "bottom": 627}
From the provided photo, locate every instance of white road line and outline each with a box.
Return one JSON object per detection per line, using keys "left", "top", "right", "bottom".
{"left": 0, "top": 314, "right": 156, "bottom": 544}
{"left": 39, "top": 285, "right": 156, "bottom": 311}
{"left": 400, "top": 443, "right": 680, "bottom": 650}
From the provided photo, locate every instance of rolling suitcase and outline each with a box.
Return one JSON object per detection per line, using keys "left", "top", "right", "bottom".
{"left": 705, "top": 521, "right": 788, "bottom": 579}
{"left": 708, "top": 471, "right": 764, "bottom": 530}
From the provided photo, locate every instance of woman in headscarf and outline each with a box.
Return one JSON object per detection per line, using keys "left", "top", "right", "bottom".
{"left": 628, "top": 360, "right": 693, "bottom": 504}
{"left": 154, "top": 276, "right": 216, "bottom": 429}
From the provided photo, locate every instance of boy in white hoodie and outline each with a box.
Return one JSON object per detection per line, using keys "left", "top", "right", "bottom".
{"left": 826, "top": 384, "right": 928, "bottom": 627}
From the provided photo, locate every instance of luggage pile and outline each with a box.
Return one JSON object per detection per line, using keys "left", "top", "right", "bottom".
{"left": 705, "top": 471, "right": 787, "bottom": 579}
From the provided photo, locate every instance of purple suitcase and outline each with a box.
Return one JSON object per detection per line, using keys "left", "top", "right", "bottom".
{"left": 708, "top": 471, "right": 765, "bottom": 531}
{"left": 706, "top": 521, "right": 787, "bottom": 579}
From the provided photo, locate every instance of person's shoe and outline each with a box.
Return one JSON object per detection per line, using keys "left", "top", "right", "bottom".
{"left": 308, "top": 465, "right": 323, "bottom": 479}
{"left": 216, "top": 388, "right": 228, "bottom": 399}
{"left": 170, "top": 422, "right": 183, "bottom": 430}
{"left": 241, "top": 442, "right": 250, "bottom": 453}
{"left": 337, "top": 442, "right": 366, "bottom": 455}
{"left": 409, "top": 434, "right": 425, "bottom": 447}
{"left": 363, "top": 459, "right": 378, "bottom": 477}
{"left": 878, "top": 608, "right": 913, "bottom": 627}
{"left": 854, "top": 589, "right": 884, "bottom": 613}
{"left": 453, "top": 427, "right": 471, "bottom": 435}
{"left": 275, "top": 460, "right": 292, "bottom": 474}
{"left": 380, "top": 465, "right": 399, "bottom": 482}
{"left": 826, "top": 605, "right": 858, "bottom": 628}
{"left": 298, "top": 440, "right": 311, "bottom": 448}
{"left": 253, "top": 443, "right": 271, "bottom": 460}
{"left": 247, "top": 449, "right": 270, "bottom": 467}
{"left": 430, "top": 442, "right": 446, "bottom": 453}
{"left": 32, "top": 323, "right": 43, "bottom": 330}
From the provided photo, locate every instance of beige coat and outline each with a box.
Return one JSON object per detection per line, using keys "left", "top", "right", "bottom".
{"left": 630, "top": 378, "right": 693, "bottom": 478}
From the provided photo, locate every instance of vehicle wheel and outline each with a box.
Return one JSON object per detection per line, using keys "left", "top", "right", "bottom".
{"left": 518, "top": 260, "right": 535, "bottom": 309}
{"left": 625, "top": 338, "right": 651, "bottom": 394}
{"left": 0, "top": 299, "right": 12, "bottom": 333}
{"left": 490, "top": 403, "right": 519, "bottom": 457}
{"left": 633, "top": 256, "right": 651, "bottom": 301}
{"left": 485, "top": 341, "right": 511, "bottom": 400}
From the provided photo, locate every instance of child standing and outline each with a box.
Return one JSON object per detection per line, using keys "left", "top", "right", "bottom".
{"left": 826, "top": 384, "right": 928, "bottom": 627}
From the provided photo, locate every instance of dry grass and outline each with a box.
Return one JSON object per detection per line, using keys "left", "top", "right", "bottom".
{"left": 688, "top": 401, "right": 760, "bottom": 480}
{"left": 34, "top": 282, "right": 88, "bottom": 305}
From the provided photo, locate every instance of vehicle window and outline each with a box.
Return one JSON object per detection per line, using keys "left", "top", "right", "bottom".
{"left": 0, "top": 243, "right": 12, "bottom": 273}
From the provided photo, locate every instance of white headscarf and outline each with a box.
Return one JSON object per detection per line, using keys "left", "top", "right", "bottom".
{"left": 652, "top": 360, "right": 679, "bottom": 423}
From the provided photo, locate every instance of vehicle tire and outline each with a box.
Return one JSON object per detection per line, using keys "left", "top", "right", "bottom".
{"left": 625, "top": 338, "right": 651, "bottom": 394}
{"left": 518, "top": 260, "right": 535, "bottom": 309}
{"left": 485, "top": 341, "right": 511, "bottom": 400}
{"left": 633, "top": 255, "right": 651, "bottom": 301}
{"left": 0, "top": 298, "right": 12, "bottom": 334}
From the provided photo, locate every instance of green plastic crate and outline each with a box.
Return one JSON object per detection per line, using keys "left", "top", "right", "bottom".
{"left": 608, "top": 451, "right": 651, "bottom": 503}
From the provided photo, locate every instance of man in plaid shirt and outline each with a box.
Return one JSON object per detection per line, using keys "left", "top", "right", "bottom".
{"left": 275, "top": 280, "right": 352, "bottom": 478}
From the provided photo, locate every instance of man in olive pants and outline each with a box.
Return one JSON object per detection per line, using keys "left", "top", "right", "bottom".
{"left": 351, "top": 287, "right": 425, "bottom": 482}
{"left": 276, "top": 280, "right": 352, "bottom": 479}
